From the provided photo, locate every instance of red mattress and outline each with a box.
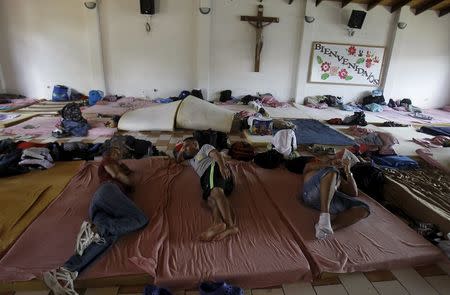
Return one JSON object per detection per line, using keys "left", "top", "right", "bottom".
{"left": 152, "top": 162, "right": 311, "bottom": 289}
{"left": 0, "top": 159, "right": 443, "bottom": 288}
{"left": 254, "top": 167, "right": 443, "bottom": 275}
{"left": 0, "top": 159, "right": 311, "bottom": 288}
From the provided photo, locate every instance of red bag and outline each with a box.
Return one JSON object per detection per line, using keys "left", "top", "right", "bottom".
{"left": 229, "top": 141, "right": 255, "bottom": 162}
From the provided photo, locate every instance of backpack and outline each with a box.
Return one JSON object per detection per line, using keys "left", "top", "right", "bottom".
{"left": 229, "top": 141, "right": 255, "bottom": 162}
{"left": 254, "top": 150, "right": 284, "bottom": 169}
{"left": 61, "top": 103, "right": 86, "bottom": 123}
{"left": 219, "top": 90, "right": 232, "bottom": 102}
{"left": 193, "top": 129, "right": 229, "bottom": 151}
{"left": 52, "top": 85, "right": 70, "bottom": 102}
{"left": 191, "top": 89, "right": 204, "bottom": 100}
{"left": 362, "top": 95, "right": 385, "bottom": 106}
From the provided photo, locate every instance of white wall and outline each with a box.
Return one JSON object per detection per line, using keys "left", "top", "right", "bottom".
{"left": 384, "top": 9, "right": 450, "bottom": 108}
{"left": 0, "top": 0, "right": 448, "bottom": 108}
{"left": 100, "top": 0, "right": 196, "bottom": 99}
{"left": 210, "top": 0, "right": 303, "bottom": 101}
{"left": 295, "top": 1, "right": 397, "bottom": 103}
{"left": 0, "top": 0, "right": 92, "bottom": 98}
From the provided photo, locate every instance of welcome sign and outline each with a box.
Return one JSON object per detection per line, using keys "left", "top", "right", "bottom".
{"left": 309, "top": 42, "right": 386, "bottom": 86}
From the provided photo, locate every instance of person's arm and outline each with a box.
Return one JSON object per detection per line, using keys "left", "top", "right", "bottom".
{"left": 119, "top": 162, "right": 132, "bottom": 175}
{"left": 338, "top": 159, "right": 358, "bottom": 197}
{"left": 209, "top": 149, "right": 231, "bottom": 179}
{"left": 104, "top": 162, "right": 133, "bottom": 186}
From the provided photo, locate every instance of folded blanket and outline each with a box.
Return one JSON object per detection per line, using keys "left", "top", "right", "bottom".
{"left": 373, "top": 155, "right": 419, "bottom": 169}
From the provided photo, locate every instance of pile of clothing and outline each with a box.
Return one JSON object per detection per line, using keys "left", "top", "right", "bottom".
{"left": 48, "top": 142, "right": 103, "bottom": 161}
{"left": 387, "top": 98, "right": 433, "bottom": 120}
{"left": 361, "top": 89, "right": 385, "bottom": 112}
{"left": 53, "top": 103, "right": 91, "bottom": 138}
{"left": 304, "top": 95, "right": 343, "bottom": 109}
{"left": 219, "top": 91, "right": 289, "bottom": 108}
{"left": 102, "top": 135, "right": 160, "bottom": 159}
{"left": 355, "top": 131, "right": 399, "bottom": 156}
{"left": 19, "top": 147, "right": 54, "bottom": 170}
{"left": 327, "top": 111, "right": 368, "bottom": 126}
{"left": 0, "top": 139, "right": 28, "bottom": 177}
{"left": 153, "top": 89, "right": 204, "bottom": 104}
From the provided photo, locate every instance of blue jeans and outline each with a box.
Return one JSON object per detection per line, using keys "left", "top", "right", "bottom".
{"left": 64, "top": 182, "right": 148, "bottom": 273}
{"left": 302, "top": 167, "right": 370, "bottom": 215}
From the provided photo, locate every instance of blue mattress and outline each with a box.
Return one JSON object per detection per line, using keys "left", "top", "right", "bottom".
{"left": 419, "top": 126, "right": 450, "bottom": 137}
{"left": 289, "top": 119, "right": 355, "bottom": 146}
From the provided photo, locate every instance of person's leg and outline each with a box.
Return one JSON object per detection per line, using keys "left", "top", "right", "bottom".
{"left": 199, "top": 197, "right": 227, "bottom": 242}
{"left": 302, "top": 168, "right": 338, "bottom": 239}
{"left": 63, "top": 233, "right": 113, "bottom": 273}
{"left": 209, "top": 197, "right": 224, "bottom": 225}
{"left": 210, "top": 188, "right": 238, "bottom": 241}
{"left": 90, "top": 182, "right": 148, "bottom": 238}
{"left": 210, "top": 188, "right": 234, "bottom": 228}
{"left": 332, "top": 207, "right": 369, "bottom": 231}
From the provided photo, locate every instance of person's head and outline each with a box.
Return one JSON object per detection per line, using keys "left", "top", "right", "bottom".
{"left": 105, "top": 146, "right": 122, "bottom": 161}
{"left": 182, "top": 137, "right": 199, "bottom": 159}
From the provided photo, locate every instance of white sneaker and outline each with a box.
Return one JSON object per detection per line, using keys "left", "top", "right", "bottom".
{"left": 75, "top": 221, "right": 105, "bottom": 256}
{"left": 315, "top": 223, "right": 334, "bottom": 240}
{"left": 43, "top": 267, "right": 78, "bottom": 295}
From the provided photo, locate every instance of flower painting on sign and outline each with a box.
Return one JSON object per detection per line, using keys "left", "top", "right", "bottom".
{"left": 309, "top": 42, "right": 385, "bottom": 86}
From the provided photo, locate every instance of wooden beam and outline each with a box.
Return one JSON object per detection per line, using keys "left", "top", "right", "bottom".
{"left": 316, "top": 0, "right": 323, "bottom": 6}
{"left": 391, "top": 0, "right": 412, "bottom": 13}
{"left": 240, "top": 16, "right": 279, "bottom": 23}
{"left": 367, "top": 0, "right": 383, "bottom": 11}
{"left": 438, "top": 5, "right": 450, "bottom": 17}
{"left": 415, "top": 0, "right": 445, "bottom": 15}
{"left": 342, "top": 0, "right": 353, "bottom": 8}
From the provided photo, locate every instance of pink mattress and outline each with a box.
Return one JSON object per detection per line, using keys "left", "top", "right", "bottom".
{"left": 82, "top": 97, "right": 156, "bottom": 116}
{"left": 0, "top": 116, "right": 116, "bottom": 139}
{"left": 254, "top": 167, "right": 443, "bottom": 275}
{"left": 0, "top": 159, "right": 177, "bottom": 282}
{"left": 0, "top": 159, "right": 311, "bottom": 288}
{"left": 152, "top": 162, "right": 311, "bottom": 289}
{"left": 0, "top": 98, "right": 38, "bottom": 111}
{"left": 0, "top": 159, "right": 443, "bottom": 288}
{"left": 375, "top": 107, "right": 450, "bottom": 125}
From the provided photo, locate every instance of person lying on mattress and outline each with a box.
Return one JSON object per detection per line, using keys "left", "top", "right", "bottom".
{"left": 43, "top": 146, "right": 149, "bottom": 295}
{"left": 289, "top": 156, "right": 370, "bottom": 240}
{"left": 177, "top": 137, "right": 238, "bottom": 242}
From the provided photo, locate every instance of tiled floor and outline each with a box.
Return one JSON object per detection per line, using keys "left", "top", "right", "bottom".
{"left": 1, "top": 130, "right": 449, "bottom": 295}
{"left": 5, "top": 265, "right": 450, "bottom": 295}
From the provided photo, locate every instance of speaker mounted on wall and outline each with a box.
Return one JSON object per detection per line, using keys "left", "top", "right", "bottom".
{"left": 140, "top": 0, "right": 156, "bottom": 15}
{"left": 347, "top": 10, "right": 366, "bottom": 29}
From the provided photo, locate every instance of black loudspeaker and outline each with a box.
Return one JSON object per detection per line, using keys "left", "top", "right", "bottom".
{"left": 140, "top": 0, "right": 155, "bottom": 15}
{"left": 348, "top": 10, "right": 366, "bottom": 29}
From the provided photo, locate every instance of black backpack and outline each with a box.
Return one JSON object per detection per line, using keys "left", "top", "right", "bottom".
{"left": 61, "top": 103, "right": 86, "bottom": 123}
{"left": 362, "top": 95, "right": 385, "bottom": 106}
{"left": 254, "top": 150, "right": 284, "bottom": 169}
{"left": 219, "top": 90, "right": 232, "bottom": 102}
{"left": 351, "top": 162, "right": 385, "bottom": 202}
{"left": 193, "top": 129, "right": 229, "bottom": 151}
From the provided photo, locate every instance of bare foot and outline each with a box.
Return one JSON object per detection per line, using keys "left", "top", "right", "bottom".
{"left": 199, "top": 223, "right": 227, "bottom": 242}
{"left": 213, "top": 226, "right": 239, "bottom": 241}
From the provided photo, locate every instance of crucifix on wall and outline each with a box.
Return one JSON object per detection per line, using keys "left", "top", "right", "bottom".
{"left": 241, "top": 5, "right": 279, "bottom": 72}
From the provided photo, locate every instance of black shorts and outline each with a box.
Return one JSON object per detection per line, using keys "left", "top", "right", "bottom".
{"left": 200, "top": 162, "right": 234, "bottom": 200}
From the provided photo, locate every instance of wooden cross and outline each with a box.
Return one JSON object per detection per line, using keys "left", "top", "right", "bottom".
{"left": 241, "top": 5, "right": 279, "bottom": 72}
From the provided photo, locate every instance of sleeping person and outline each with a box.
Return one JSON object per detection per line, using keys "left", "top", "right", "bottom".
{"left": 43, "top": 147, "right": 149, "bottom": 295}
{"left": 177, "top": 137, "right": 238, "bottom": 242}
{"left": 287, "top": 156, "right": 370, "bottom": 240}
